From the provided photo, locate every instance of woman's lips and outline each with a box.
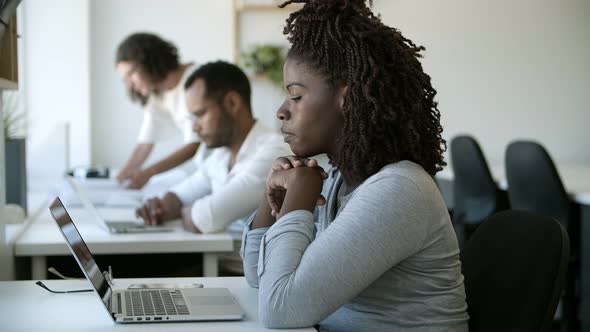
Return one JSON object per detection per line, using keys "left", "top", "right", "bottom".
{"left": 281, "top": 129, "right": 294, "bottom": 142}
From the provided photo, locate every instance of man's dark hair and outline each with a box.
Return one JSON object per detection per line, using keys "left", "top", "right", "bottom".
{"left": 280, "top": 0, "right": 446, "bottom": 183}
{"left": 116, "top": 32, "right": 180, "bottom": 104}
{"left": 184, "top": 61, "right": 252, "bottom": 112}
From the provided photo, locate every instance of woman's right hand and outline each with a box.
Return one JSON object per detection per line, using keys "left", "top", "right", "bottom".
{"left": 266, "top": 156, "right": 328, "bottom": 216}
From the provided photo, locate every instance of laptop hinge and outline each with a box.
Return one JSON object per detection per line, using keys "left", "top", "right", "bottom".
{"left": 111, "top": 291, "right": 122, "bottom": 316}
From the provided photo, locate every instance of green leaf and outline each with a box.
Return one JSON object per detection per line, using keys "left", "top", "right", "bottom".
{"left": 241, "top": 44, "right": 285, "bottom": 89}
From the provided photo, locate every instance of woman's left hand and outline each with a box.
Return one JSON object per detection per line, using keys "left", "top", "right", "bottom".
{"left": 267, "top": 166, "right": 326, "bottom": 218}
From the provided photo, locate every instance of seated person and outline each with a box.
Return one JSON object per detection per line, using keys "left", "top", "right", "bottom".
{"left": 136, "top": 61, "right": 291, "bottom": 237}
{"left": 115, "top": 33, "right": 201, "bottom": 189}
{"left": 241, "top": 1, "right": 469, "bottom": 331}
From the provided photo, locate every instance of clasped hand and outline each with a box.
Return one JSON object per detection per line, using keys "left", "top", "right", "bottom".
{"left": 266, "top": 156, "right": 328, "bottom": 218}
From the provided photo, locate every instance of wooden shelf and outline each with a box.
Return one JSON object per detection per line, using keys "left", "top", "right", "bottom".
{"left": 248, "top": 74, "right": 264, "bottom": 80}
{"left": 235, "top": 3, "right": 304, "bottom": 12}
{"left": 232, "top": 0, "right": 304, "bottom": 63}
{"left": 0, "top": 14, "right": 19, "bottom": 90}
{"left": 0, "top": 78, "right": 18, "bottom": 90}
{"left": 246, "top": 73, "right": 283, "bottom": 86}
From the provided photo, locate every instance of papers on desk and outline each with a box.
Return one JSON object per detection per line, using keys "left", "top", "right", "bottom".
{"left": 55, "top": 178, "right": 142, "bottom": 207}
{"left": 73, "top": 178, "right": 125, "bottom": 191}
{"left": 93, "top": 189, "right": 144, "bottom": 207}
{"left": 53, "top": 169, "right": 188, "bottom": 208}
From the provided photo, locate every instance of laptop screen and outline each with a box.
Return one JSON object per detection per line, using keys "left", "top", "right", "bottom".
{"left": 49, "top": 197, "right": 113, "bottom": 313}
{"left": 65, "top": 177, "right": 110, "bottom": 232}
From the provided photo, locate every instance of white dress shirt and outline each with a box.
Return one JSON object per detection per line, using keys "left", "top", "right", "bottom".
{"left": 137, "top": 63, "right": 199, "bottom": 145}
{"left": 170, "top": 121, "right": 291, "bottom": 234}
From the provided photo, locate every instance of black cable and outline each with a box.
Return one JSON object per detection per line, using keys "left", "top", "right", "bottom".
{"left": 0, "top": 17, "right": 8, "bottom": 29}
{"left": 35, "top": 281, "right": 93, "bottom": 294}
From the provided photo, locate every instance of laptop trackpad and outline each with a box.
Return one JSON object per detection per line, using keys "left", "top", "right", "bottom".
{"left": 188, "top": 296, "right": 235, "bottom": 306}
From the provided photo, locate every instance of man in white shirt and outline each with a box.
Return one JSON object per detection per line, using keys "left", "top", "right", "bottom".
{"left": 136, "top": 61, "right": 290, "bottom": 238}
{"left": 115, "top": 33, "right": 201, "bottom": 189}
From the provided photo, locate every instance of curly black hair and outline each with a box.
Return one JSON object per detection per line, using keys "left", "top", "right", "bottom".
{"left": 280, "top": 0, "right": 446, "bottom": 183}
{"left": 116, "top": 33, "right": 180, "bottom": 105}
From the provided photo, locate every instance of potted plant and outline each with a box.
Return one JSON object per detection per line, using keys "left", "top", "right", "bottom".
{"left": 241, "top": 44, "right": 285, "bottom": 88}
{"left": 2, "top": 90, "right": 27, "bottom": 212}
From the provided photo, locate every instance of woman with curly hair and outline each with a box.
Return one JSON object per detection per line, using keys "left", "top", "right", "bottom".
{"left": 115, "top": 33, "right": 200, "bottom": 189}
{"left": 241, "top": 0, "right": 468, "bottom": 330}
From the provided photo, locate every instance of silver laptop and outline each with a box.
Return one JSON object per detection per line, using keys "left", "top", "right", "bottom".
{"left": 66, "top": 177, "right": 173, "bottom": 233}
{"left": 49, "top": 197, "right": 244, "bottom": 323}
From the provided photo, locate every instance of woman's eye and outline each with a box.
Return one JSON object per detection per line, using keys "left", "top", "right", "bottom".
{"left": 290, "top": 96, "right": 302, "bottom": 102}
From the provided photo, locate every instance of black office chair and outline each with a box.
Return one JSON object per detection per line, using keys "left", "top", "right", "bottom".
{"left": 505, "top": 140, "right": 580, "bottom": 331}
{"left": 461, "top": 210, "right": 570, "bottom": 332}
{"left": 450, "top": 135, "right": 508, "bottom": 248}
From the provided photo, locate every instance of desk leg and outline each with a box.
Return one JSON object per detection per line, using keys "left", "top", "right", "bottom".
{"left": 203, "top": 253, "right": 218, "bottom": 277}
{"left": 580, "top": 205, "right": 590, "bottom": 331}
{"left": 32, "top": 256, "right": 47, "bottom": 279}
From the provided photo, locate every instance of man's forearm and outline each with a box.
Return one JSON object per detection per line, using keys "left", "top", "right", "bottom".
{"left": 120, "top": 144, "right": 154, "bottom": 175}
{"left": 142, "top": 142, "right": 199, "bottom": 177}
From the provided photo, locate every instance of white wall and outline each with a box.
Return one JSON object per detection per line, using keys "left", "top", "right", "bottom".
{"left": 22, "top": 0, "right": 590, "bottom": 170}
{"left": 374, "top": 0, "right": 590, "bottom": 165}
{"left": 90, "top": 0, "right": 233, "bottom": 168}
{"left": 23, "top": 0, "right": 91, "bottom": 178}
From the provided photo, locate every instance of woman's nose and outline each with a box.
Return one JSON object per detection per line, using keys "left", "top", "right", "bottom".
{"left": 277, "top": 102, "right": 290, "bottom": 121}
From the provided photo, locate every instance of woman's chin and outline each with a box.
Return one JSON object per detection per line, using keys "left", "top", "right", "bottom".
{"left": 289, "top": 146, "right": 305, "bottom": 157}
{"left": 289, "top": 145, "right": 319, "bottom": 159}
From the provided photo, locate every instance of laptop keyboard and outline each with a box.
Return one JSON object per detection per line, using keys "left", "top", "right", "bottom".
{"left": 123, "top": 290, "right": 190, "bottom": 316}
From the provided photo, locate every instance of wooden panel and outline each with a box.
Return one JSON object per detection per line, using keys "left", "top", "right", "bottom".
{"left": 0, "top": 14, "right": 18, "bottom": 88}
{"left": 232, "top": 0, "right": 303, "bottom": 63}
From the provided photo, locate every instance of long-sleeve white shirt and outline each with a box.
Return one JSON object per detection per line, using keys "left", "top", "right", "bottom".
{"left": 170, "top": 121, "right": 291, "bottom": 234}
{"left": 137, "top": 63, "right": 200, "bottom": 145}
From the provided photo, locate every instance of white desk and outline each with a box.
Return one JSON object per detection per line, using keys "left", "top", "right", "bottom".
{"left": 13, "top": 207, "right": 234, "bottom": 279}
{"left": 0, "top": 277, "right": 315, "bottom": 332}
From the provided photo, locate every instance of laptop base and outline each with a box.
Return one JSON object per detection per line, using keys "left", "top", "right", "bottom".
{"left": 105, "top": 221, "right": 174, "bottom": 234}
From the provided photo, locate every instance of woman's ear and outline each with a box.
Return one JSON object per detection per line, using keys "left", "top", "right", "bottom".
{"left": 338, "top": 85, "right": 349, "bottom": 110}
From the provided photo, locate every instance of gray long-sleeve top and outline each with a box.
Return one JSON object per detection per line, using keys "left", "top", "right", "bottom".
{"left": 241, "top": 161, "right": 469, "bottom": 331}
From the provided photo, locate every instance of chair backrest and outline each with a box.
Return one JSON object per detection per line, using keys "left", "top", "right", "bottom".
{"left": 461, "top": 210, "right": 569, "bottom": 332}
{"left": 451, "top": 135, "right": 498, "bottom": 224}
{"left": 505, "top": 140, "right": 571, "bottom": 227}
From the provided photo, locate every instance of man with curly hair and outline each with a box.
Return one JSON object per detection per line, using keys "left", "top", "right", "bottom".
{"left": 241, "top": 0, "right": 469, "bottom": 330}
{"left": 115, "top": 33, "right": 200, "bottom": 189}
